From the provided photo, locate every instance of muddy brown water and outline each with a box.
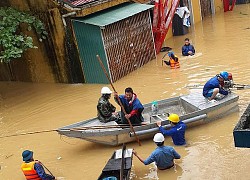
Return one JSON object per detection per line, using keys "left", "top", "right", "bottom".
{"left": 1, "top": 4, "right": 250, "bottom": 180}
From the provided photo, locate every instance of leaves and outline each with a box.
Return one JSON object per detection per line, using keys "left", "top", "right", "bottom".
{"left": 0, "top": 7, "right": 47, "bottom": 63}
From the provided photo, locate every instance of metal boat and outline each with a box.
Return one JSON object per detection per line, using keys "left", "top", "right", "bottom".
{"left": 58, "top": 91, "right": 239, "bottom": 146}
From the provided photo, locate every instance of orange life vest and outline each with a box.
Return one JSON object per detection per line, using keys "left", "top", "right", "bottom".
{"left": 170, "top": 56, "right": 180, "bottom": 69}
{"left": 21, "top": 161, "right": 42, "bottom": 180}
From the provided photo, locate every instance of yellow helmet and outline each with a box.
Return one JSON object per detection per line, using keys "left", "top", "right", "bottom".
{"left": 168, "top": 114, "right": 180, "bottom": 123}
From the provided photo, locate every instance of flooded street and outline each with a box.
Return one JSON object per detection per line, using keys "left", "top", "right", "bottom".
{"left": 1, "top": 4, "right": 250, "bottom": 180}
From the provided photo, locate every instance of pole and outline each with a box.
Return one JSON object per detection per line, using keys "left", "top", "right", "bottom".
{"left": 40, "top": 162, "right": 54, "bottom": 177}
{"left": 120, "top": 144, "right": 126, "bottom": 180}
{"left": 0, "top": 129, "right": 57, "bottom": 139}
{"left": 96, "top": 55, "right": 141, "bottom": 146}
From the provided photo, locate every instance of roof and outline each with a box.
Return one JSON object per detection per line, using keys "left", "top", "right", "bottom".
{"left": 59, "top": 0, "right": 102, "bottom": 7}
{"left": 75, "top": 3, "right": 154, "bottom": 27}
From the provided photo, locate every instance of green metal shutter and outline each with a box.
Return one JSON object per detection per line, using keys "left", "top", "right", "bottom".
{"left": 72, "top": 20, "right": 109, "bottom": 83}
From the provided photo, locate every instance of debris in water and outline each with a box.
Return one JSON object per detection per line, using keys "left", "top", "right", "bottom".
{"left": 56, "top": 177, "right": 65, "bottom": 180}
{"left": 240, "top": 12, "right": 248, "bottom": 15}
{"left": 5, "top": 154, "right": 13, "bottom": 159}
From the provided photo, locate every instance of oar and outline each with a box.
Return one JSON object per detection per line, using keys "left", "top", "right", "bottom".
{"left": 161, "top": 52, "right": 168, "bottom": 66}
{"left": 70, "top": 126, "right": 131, "bottom": 130}
{"left": 96, "top": 55, "right": 141, "bottom": 146}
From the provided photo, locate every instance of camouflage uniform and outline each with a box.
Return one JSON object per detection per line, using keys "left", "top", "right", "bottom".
{"left": 97, "top": 96, "right": 117, "bottom": 123}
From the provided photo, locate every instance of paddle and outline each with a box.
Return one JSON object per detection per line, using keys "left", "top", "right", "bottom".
{"left": 161, "top": 52, "right": 168, "bottom": 66}
{"left": 96, "top": 55, "right": 142, "bottom": 146}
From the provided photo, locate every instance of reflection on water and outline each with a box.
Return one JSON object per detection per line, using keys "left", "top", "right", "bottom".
{"left": 1, "top": 4, "right": 250, "bottom": 180}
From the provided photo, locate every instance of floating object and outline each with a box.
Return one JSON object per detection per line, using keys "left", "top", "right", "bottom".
{"left": 98, "top": 145, "right": 133, "bottom": 180}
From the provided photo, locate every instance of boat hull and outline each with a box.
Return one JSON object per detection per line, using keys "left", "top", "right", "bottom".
{"left": 58, "top": 92, "right": 239, "bottom": 146}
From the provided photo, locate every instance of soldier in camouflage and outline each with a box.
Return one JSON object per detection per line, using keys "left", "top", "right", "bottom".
{"left": 97, "top": 87, "right": 119, "bottom": 123}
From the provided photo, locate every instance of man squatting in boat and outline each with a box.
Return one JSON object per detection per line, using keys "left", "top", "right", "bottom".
{"left": 203, "top": 71, "right": 231, "bottom": 101}
{"left": 114, "top": 87, "right": 144, "bottom": 125}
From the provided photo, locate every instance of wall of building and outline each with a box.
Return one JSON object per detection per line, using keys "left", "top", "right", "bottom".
{"left": 0, "top": 0, "right": 129, "bottom": 83}
{"left": 214, "top": 0, "right": 224, "bottom": 13}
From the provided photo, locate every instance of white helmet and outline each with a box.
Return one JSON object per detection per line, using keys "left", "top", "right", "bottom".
{"left": 153, "top": 133, "right": 165, "bottom": 143}
{"left": 101, "top": 87, "right": 112, "bottom": 94}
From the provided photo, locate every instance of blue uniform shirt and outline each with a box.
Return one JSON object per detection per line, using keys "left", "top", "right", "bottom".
{"left": 34, "top": 162, "right": 54, "bottom": 180}
{"left": 144, "top": 146, "right": 181, "bottom": 169}
{"left": 159, "top": 121, "right": 186, "bottom": 145}
{"left": 182, "top": 44, "right": 195, "bottom": 56}
{"left": 203, "top": 76, "right": 228, "bottom": 97}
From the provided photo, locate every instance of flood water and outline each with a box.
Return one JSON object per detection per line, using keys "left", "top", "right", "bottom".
{"left": 1, "top": 4, "right": 250, "bottom": 180}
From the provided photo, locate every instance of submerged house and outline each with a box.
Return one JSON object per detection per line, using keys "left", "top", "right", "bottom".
{"left": 0, "top": 0, "right": 225, "bottom": 83}
{"left": 0, "top": 0, "right": 155, "bottom": 83}
{"left": 71, "top": 3, "right": 155, "bottom": 83}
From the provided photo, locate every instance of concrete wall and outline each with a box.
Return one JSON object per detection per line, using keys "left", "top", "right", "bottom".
{"left": 214, "top": 0, "right": 224, "bottom": 13}
{"left": 0, "top": 0, "right": 129, "bottom": 83}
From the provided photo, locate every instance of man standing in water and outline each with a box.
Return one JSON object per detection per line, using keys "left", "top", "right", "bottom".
{"left": 182, "top": 38, "right": 195, "bottom": 56}
{"left": 97, "top": 87, "right": 120, "bottom": 123}
{"left": 133, "top": 133, "right": 181, "bottom": 170}
{"left": 114, "top": 87, "right": 144, "bottom": 125}
{"left": 157, "top": 114, "right": 186, "bottom": 146}
{"left": 203, "top": 71, "right": 230, "bottom": 101}
{"left": 21, "top": 150, "right": 55, "bottom": 180}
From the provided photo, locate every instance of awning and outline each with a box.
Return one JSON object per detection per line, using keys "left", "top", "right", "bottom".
{"left": 75, "top": 3, "right": 154, "bottom": 27}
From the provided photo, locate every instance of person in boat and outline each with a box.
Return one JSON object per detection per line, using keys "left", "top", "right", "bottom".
{"left": 133, "top": 133, "right": 181, "bottom": 170}
{"left": 163, "top": 51, "right": 180, "bottom": 69}
{"left": 21, "top": 150, "right": 55, "bottom": 180}
{"left": 203, "top": 71, "right": 230, "bottom": 101}
{"left": 182, "top": 38, "right": 195, "bottom": 56}
{"left": 156, "top": 114, "right": 186, "bottom": 146}
{"left": 97, "top": 87, "right": 120, "bottom": 123}
{"left": 114, "top": 87, "right": 144, "bottom": 125}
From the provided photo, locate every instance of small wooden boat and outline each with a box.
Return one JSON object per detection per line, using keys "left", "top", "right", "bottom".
{"left": 98, "top": 145, "right": 133, "bottom": 180}
{"left": 57, "top": 91, "right": 239, "bottom": 146}
{"left": 233, "top": 103, "right": 250, "bottom": 148}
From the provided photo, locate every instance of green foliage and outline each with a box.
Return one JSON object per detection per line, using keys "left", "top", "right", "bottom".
{"left": 0, "top": 7, "right": 48, "bottom": 63}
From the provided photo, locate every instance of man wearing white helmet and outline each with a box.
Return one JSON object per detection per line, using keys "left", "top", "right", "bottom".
{"left": 133, "top": 133, "right": 181, "bottom": 170}
{"left": 97, "top": 87, "right": 119, "bottom": 123}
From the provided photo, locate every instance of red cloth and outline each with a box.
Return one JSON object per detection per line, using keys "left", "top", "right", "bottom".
{"left": 223, "top": 0, "right": 230, "bottom": 12}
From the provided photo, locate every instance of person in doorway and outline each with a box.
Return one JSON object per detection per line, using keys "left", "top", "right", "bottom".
{"left": 133, "top": 133, "right": 181, "bottom": 170}
{"left": 97, "top": 87, "right": 120, "bottom": 123}
{"left": 157, "top": 114, "right": 186, "bottom": 146}
{"left": 21, "top": 150, "right": 55, "bottom": 180}
{"left": 114, "top": 87, "right": 144, "bottom": 125}
{"left": 182, "top": 38, "right": 195, "bottom": 56}
{"left": 163, "top": 51, "right": 180, "bottom": 69}
{"left": 203, "top": 71, "right": 230, "bottom": 101}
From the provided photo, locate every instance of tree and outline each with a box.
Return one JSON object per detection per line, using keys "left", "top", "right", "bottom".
{"left": 0, "top": 7, "right": 47, "bottom": 63}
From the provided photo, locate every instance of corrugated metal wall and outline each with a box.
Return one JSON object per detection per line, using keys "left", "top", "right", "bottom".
{"left": 102, "top": 11, "right": 155, "bottom": 82}
{"left": 72, "top": 20, "right": 109, "bottom": 83}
